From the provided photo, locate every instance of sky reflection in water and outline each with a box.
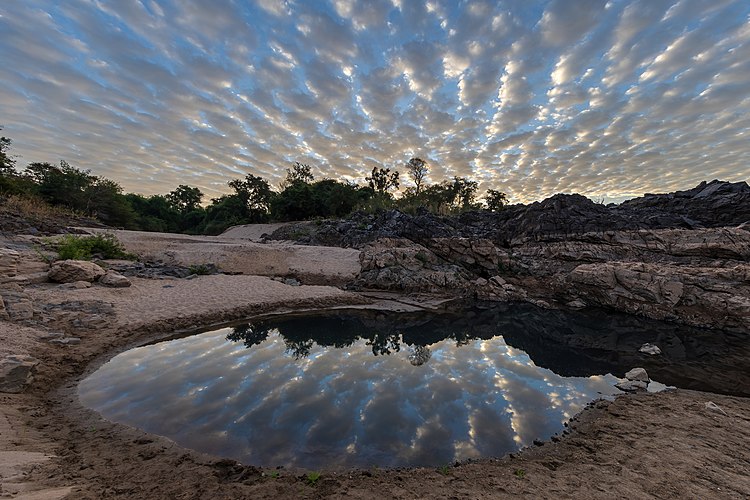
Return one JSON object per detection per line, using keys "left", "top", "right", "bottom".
{"left": 78, "top": 307, "right": 632, "bottom": 469}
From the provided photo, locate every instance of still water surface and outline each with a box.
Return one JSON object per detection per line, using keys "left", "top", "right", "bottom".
{"left": 79, "top": 303, "right": 748, "bottom": 469}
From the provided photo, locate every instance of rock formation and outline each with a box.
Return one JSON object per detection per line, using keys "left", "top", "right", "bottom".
{"left": 268, "top": 181, "right": 750, "bottom": 332}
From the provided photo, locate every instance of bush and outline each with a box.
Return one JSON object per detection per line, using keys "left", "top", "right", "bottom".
{"left": 54, "top": 233, "right": 135, "bottom": 260}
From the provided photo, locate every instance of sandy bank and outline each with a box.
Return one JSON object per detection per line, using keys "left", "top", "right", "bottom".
{"left": 79, "top": 228, "right": 361, "bottom": 285}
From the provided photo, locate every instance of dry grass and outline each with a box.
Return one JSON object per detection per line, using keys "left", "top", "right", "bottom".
{"left": 0, "top": 194, "right": 83, "bottom": 219}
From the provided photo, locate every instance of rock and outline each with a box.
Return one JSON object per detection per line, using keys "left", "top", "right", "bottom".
{"left": 704, "top": 401, "right": 728, "bottom": 416}
{"left": 615, "top": 380, "right": 648, "bottom": 392}
{"left": 0, "top": 284, "right": 34, "bottom": 321}
{"left": 625, "top": 367, "right": 649, "bottom": 382}
{"left": 48, "top": 337, "right": 81, "bottom": 345}
{"left": 98, "top": 271, "right": 132, "bottom": 288}
{"left": 39, "top": 300, "right": 116, "bottom": 334}
{"left": 283, "top": 278, "right": 301, "bottom": 286}
{"left": 639, "top": 343, "right": 662, "bottom": 355}
{"left": 48, "top": 260, "right": 105, "bottom": 283}
{"left": 59, "top": 280, "right": 92, "bottom": 290}
{"left": 0, "top": 355, "right": 40, "bottom": 393}
{"left": 7, "top": 272, "right": 49, "bottom": 286}
{"left": 0, "top": 249, "right": 20, "bottom": 279}
{"left": 566, "top": 299, "right": 586, "bottom": 309}
{"left": 489, "top": 276, "right": 506, "bottom": 286}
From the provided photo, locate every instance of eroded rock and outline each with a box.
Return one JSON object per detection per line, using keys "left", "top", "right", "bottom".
{"left": 0, "top": 355, "right": 40, "bottom": 393}
{"left": 0, "top": 249, "right": 20, "bottom": 279}
{"left": 1, "top": 283, "right": 34, "bottom": 321}
{"left": 48, "top": 260, "right": 105, "bottom": 283}
{"left": 99, "top": 271, "right": 132, "bottom": 288}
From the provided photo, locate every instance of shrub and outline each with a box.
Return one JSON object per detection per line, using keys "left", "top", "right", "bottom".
{"left": 188, "top": 264, "right": 214, "bottom": 275}
{"left": 54, "top": 233, "right": 135, "bottom": 260}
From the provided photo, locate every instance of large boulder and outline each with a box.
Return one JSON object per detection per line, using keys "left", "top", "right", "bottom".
{"left": 0, "top": 355, "right": 40, "bottom": 393}
{"left": 48, "top": 260, "right": 105, "bottom": 283}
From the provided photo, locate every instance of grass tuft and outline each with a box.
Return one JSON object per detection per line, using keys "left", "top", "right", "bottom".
{"left": 306, "top": 471, "right": 321, "bottom": 485}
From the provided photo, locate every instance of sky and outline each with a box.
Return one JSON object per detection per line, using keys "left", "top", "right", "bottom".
{"left": 1, "top": 0, "right": 749, "bottom": 204}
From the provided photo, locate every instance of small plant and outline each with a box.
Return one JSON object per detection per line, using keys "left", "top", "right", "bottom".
{"left": 514, "top": 468, "right": 526, "bottom": 478}
{"left": 306, "top": 471, "right": 321, "bottom": 485}
{"left": 415, "top": 251, "right": 429, "bottom": 263}
{"left": 268, "top": 471, "right": 279, "bottom": 479}
{"left": 32, "top": 244, "right": 54, "bottom": 264}
{"left": 437, "top": 464, "right": 451, "bottom": 475}
{"left": 53, "top": 233, "right": 135, "bottom": 261}
{"left": 188, "top": 264, "right": 213, "bottom": 275}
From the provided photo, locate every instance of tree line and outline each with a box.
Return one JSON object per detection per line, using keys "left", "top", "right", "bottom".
{"left": 0, "top": 129, "right": 508, "bottom": 235}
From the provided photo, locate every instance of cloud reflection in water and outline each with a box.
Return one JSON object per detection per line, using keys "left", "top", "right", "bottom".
{"left": 79, "top": 308, "right": 626, "bottom": 469}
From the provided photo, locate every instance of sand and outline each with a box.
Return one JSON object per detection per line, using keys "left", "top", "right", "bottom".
{"left": 1, "top": 229, "right": 749, "bottom": 499}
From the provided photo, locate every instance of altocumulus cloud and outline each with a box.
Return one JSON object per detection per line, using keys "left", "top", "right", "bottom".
{"left": 1, "top": 0, "right": 749, "bottom": 203}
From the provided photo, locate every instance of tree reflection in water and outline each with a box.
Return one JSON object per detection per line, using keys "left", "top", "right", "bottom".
{"left": 225, "top": 302, "right": 750, "bottom": 395}
{"left": 226, "top": 310, "right": 469, "bottom": 365}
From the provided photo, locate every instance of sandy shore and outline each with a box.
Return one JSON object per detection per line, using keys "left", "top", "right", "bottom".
{"left": 1, "top": 231, "right": 749, "bottom": 499}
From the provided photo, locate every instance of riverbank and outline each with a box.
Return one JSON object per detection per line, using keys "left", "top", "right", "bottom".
{"left": 0, "top": 258, "right": 746, "bottom": 497}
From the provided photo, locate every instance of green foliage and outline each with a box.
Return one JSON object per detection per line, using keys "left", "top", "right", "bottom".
{"left": 188, "top": 264, "right": 213, "bottom": 275}
{"left": 271, "top": 181, "right": 315, "bottom": 221}
{"left": 485, "top": 189, "right": 508, "bottom": 212}
{"left": 198, "top": 194, "right": 248, "bottom": 235}
{"left": 54, "top": 233, "right": 135, "bottom": 261}
{"left": 228, "top": 173, "right": 274, "bottom": 221}
{"left": 437, "top": 465, "right": 451, "bottom": 475}
{"left": 166, "top": 185, "right": 203, "bottom": 214}
{"left": 514, "top": 468, "right": 526, "bottom": 479}
{"left": 306, "top": 471, "right": 321, "bottom": 485}
{"left": 272, "top": 179, "right": 372, "bottom": 221}
{"left": 398, "top": 176, "right": 479, "bottom": 214}
{"left": 355, "top": 192, "right": 396, "bottom": 213}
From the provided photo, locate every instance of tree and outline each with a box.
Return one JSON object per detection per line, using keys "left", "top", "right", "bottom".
{"left": 166, "top": 185, "right": 204, "bottom": 214}
{"left": 84, "top": 177, "right": 136, "bottom": 227}
{"left": 0, "top": 128, "right": 16, "bottom": 175}
{"left": 366, "top": 167, "right": 399, "bottom": 194}
{"left": 0, "top": 130, "right": 30, "bottom": 194}
{"left": 271, "top": 181, "right": 315, "bottom": 221}
{"left": 485, "top": 189, "right": 508, "bottom": 212}
{"left": 282, "top": 162, "right": 314, "bottom": 188}
{"left": 449, "top": 176, "right": 479, "bottom": 210}
{"left": 200, "top": 195, "right": 249, "bottom": 234}
{"left": 406, "top": 157, "right": 428, "bottom": 194}
{"left": 227, "top": 173, "right": 274, "bottom": 220}
{"left": 24, "top": 160, "right": 94, "bottom": 210}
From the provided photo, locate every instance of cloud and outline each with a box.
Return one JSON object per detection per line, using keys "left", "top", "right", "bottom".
{"left": 0, "top": 0, "right": 748, "bottom": 204}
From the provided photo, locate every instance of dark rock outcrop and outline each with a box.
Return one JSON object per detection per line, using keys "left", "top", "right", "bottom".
{"left": 268, "top": 181, "right": 750, "bottom": 332}
{"left": 266, "top": 180, "right": 750, "bottom": 249}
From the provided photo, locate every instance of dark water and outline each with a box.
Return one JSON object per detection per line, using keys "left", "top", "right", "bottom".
{"left": 78, "top": 303, "right": 749, "bottom": 469}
